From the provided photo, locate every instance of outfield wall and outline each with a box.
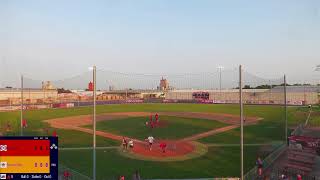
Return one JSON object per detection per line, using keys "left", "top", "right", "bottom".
{"left": 165, "top": 90, "right": 319, "bottom": 105}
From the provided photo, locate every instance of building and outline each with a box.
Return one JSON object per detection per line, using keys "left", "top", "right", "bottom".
{"left": 159, "top": 77, "right": 169, "bottom": 91}
{"left": 0, "top": 88, "right": 58, "bottom": 106}
{"left": 88, "top": 82, "right": 94, "bottom": 91}
{"left": 42, "top": 81, "right": 55, "bottom": 90}
{"left": 165, "top": 86, "right": 320, "bottom": 105}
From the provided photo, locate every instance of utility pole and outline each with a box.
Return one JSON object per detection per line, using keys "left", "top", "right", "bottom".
{"left": 239, "top": 65, "right": 244, "bottom": 180}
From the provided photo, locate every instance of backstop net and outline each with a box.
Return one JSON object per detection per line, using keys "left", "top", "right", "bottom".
{"left": 0, "top": 66, "right": 317, "bottom": 179}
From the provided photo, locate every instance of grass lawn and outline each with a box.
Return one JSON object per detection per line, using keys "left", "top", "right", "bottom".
{"left": 309, "top": 106, "right": 320, "bottom": 127}
{"left": 309, "top": 115, "right": 320, "bottom": 127}
{"left": 199, "top": 122, "right": 286, "bottom": 144}
{"left": 199, "top": 106, "right": 304, "bottom": 144}
{"left": 56, "top": 129, "right": 119, "bottom": 148}
{"left": 85, "top": 116, "right": 227, "bottom": 140}
{"left": 0, "top": 103, "right": 308, "bottom": 179}
{"left": 60, "top": 146, "right": 263, "bottom": 179}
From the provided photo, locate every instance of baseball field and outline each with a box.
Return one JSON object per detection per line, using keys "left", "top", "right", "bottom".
{"left": 0, "top": 103, "right": 310, "bottom": 179}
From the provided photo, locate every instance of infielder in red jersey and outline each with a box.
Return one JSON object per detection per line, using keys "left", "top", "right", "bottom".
{"left": 159, "top": 142, "right": 167, "bottom": 153}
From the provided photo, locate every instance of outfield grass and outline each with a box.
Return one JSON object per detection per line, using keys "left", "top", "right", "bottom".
{"left": 199, "top": 121, "right": 286, "bottom": 144}
{"left": 86, "top": 116, "right": 227, "bottom": 140}
{"left": 199, "top": 106, "right": 303, "bottom": 144}
{"left": 60, "top": 146, "right": 265, "bottom": 179}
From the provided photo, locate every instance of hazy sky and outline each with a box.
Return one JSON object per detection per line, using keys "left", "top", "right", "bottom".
{"left": 0, "top": 0, "right": 320, "bottom": 86}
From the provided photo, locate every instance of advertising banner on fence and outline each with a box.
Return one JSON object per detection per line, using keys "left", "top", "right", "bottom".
{"left": 126, "top": 99, "right": 144, "bottom": 103}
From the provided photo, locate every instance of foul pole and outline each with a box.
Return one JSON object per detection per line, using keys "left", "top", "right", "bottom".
{"left": 239, "top": 65, "right": 244, "bottom": 180}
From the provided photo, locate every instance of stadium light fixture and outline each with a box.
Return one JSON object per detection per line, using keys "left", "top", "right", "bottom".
{"left": 217, "top": 66, "right": 224, "bottom": 91}
{"left": 315, "top": 65, "right": 320, "bottom": 71}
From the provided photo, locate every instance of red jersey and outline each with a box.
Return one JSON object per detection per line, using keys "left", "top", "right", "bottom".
{"left": 297, "top": 175, "right": 302, "bottom": 180}
{"left": 159, "top": 142, "right": 167, "bottom": 149}
{"left": 63, "top": 170, "right": 71, "bottom": 178}
{"left": 22, "top": 119, "right": 27, "bottom": 127}
{"left": 53, "top": 130, "right": 57, "bottom": 137}
{"left": 155, "top": 114, "right": 159, "bottom": 121}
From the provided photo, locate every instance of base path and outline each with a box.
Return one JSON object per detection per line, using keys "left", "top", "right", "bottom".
{"left": 182, "top": 124, "right": 239, "bottom": 141}
{"left": 161, "top": 112, "right": 261, "bottom": 125}
{"left": 45, "top": 111, "right": 261, "bottom": 129}
{"left": 45, "top": 112, "right": 150, "bottom": 129}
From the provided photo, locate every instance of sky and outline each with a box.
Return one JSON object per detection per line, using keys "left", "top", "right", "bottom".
{"left": 0, "top": 0, "right": 320, "bottom": 87}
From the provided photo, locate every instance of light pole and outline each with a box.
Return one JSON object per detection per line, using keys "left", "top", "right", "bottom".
{"left": 315, "top": 65, "right": 320, "bottom": 85}
{"left": 217, "top": 66, "right": 224, "bottom": 92}
{"left": 239, "top": 65, "right": 244, "bottom": 180}
{"left": 89, "top": 66, "right": 97, "bottom": 180}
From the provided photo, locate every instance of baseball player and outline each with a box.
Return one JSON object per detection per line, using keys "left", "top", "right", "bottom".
{"left": 122, "top": 137, "right": 128, "bottom": 151}
{"left": 159, "top": 142, "right": 167, "bottom": 153}
{"left": 155, "top": 113, "right": 159, "bottom": 124}
{"left": 22, "top": 119, "right": 28, "bottom": 128}
{"left": 53, "top": 130, "right": 57, "bottom": 137}
{"left": 146, "top": 136, "right": 155, "bottom": 151}
{"left": 128, "top": 139, "right": 134, "bottom": 149}
{"left": 149, "top": 115, "right": 154, "bottom": 128}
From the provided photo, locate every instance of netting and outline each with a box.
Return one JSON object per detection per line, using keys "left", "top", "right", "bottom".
{"left": 0, "top": 66, "right": 318, "bottom": 179}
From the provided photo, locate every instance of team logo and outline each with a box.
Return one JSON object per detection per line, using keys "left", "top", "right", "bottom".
{"left": 0, "top": 162, "right": 7, "bottom": 169}
{"left": 50, "top": 144, "right": 58, "bottom": 150}
{"left": 0, "top": 174, "right": 6, "bottom": 179}
{"left": 0, "top": 145, "right": 7, "bottom": 152}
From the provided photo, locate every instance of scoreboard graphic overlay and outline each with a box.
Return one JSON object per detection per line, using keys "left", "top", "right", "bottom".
{"left": 0, "top": 136, "right": 58, "bottom": 179}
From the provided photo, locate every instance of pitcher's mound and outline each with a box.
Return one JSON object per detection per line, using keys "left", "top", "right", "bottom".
{"left": 119, "top": 140, "right": 208, "bottom": 162}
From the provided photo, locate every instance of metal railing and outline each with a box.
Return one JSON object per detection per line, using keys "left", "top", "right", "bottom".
{"left": 291, "top": 124, "right": 305, "bottom": 136}
{"left": 269, "top": 167, "right": 320, "bottom": 180}
{"left": 244, "top": 143, "right": 287, "bottom": 180}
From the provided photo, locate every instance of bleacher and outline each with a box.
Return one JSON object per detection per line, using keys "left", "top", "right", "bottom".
{"left": 285, "top": 148, "right": 317, "bottom": 175}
